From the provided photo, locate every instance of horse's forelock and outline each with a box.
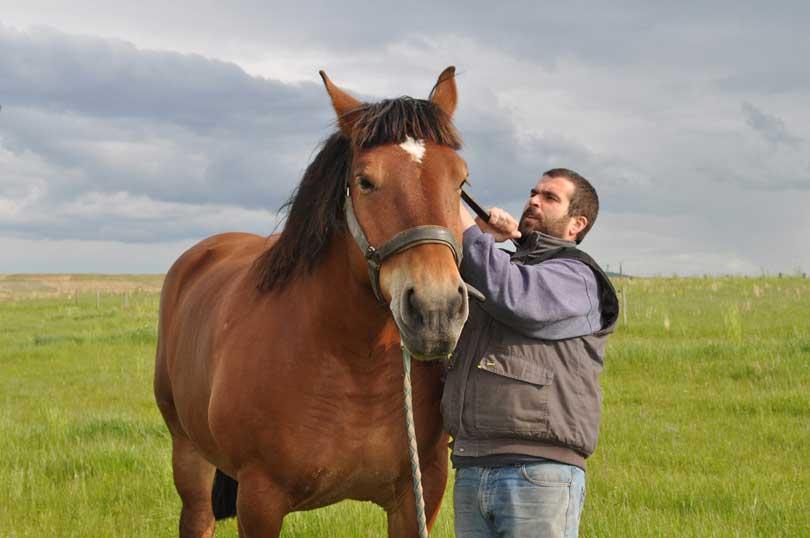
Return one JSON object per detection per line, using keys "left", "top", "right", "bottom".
{"left": 254, "top": 97, "right": 461, "bottom": 292}
{"left": 348, "top": 98, "right": 462, "bottom": 150}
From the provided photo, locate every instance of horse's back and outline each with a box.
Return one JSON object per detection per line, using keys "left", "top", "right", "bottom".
{"left": 163, "top": 230, "right": 277, "bottom": 317}
{"left": 162, "top": 232, "right": 269, "bottom": 305}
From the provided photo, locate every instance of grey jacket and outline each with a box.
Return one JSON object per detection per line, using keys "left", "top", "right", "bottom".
{"left": 441, "top": 228, "right": 618, "bottom": 469}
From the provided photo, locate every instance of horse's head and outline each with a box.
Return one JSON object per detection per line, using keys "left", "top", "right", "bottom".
{"left": 320, "top": 67, "right": 469, "bottom": 361}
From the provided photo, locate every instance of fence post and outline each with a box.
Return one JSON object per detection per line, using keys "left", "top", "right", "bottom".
{"left": 621, "top": 288, "right": 628, "bottom": 326}
{"left": 96, "top": 289, "right": 101, "bottom": 309}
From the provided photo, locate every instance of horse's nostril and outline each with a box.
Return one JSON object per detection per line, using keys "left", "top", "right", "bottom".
{"left": 405, "top": 287, "right": 424, "bottom": 327}
{"left": 453, "top": 285, "right": 466, "bottom": 315}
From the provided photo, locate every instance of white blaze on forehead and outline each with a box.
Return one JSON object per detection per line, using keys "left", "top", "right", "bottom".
{"left": 399, "top": 136, "right": 426, "bottom": 163}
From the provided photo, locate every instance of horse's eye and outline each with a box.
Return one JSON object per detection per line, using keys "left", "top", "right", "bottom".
{"left": 357, "top": 177, "right": 376, "bottom": 192}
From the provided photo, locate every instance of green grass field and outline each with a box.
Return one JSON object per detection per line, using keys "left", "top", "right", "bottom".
{"left": 1, "top": 275, "right": 809, "bottom": 537}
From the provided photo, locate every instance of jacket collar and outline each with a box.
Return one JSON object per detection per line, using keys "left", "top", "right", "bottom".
{"left": 511, "top": 231, "right": 576, "bottom": 262}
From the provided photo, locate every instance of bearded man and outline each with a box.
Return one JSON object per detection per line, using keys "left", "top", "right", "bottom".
{"left": 442, "top": 168, "right": 619, "bottom": 538}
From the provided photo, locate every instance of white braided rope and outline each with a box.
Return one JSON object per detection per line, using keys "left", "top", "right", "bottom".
{"left": 401, "top": 343, "right": 429, "bottom": 538}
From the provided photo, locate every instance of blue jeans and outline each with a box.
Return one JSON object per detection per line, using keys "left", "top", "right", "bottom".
{"left": 453, "top": 462, "right": 586, "bottom": 537}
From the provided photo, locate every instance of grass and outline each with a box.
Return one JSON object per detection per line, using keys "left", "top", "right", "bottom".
{"left": 1, "top": 276, "right": 809, "bottom": 536}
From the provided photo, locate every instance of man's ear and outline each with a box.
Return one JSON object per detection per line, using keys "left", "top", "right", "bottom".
{"left": 570, "top": 215, "right": 588, "bottom": 239}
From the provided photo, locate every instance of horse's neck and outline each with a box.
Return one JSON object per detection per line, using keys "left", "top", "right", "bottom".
{"left": 304, "top": 233, "right": 400, "bottom": 359}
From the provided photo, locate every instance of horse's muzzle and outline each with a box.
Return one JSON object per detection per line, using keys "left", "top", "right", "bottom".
{"left": 393, "top": 282, "right": 468, "bottom": 361}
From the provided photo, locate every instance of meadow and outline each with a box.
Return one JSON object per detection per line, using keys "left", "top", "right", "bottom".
{"left": 1, "top": 274, "right": 808, "bottom": 537}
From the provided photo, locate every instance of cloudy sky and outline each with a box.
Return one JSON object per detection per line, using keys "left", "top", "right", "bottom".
{"left": 1, "top": 2, "right": 809, "bottom": 275}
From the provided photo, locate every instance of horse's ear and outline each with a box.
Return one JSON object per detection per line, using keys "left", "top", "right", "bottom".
{"left": 429, "top": 66, "right": 457, "bottom": 118}
{"left": 319, "top": 70, "right": 362, "bottom": 136}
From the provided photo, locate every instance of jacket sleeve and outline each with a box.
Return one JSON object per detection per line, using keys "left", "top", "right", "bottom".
{"left": 460, "top": 226, "right": 599, "bottom": 337}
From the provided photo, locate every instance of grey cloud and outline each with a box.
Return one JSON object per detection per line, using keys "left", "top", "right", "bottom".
{"left": 0, "top": 235, "right": 197, "bottom": 274}
{"left": 0, "top": 24, "right": 327, "bottom": 133}
{"left": 0, "top": 25, "right": 345, "bottom": 224}
{"left": 455, "top": 103, "right": 661, "bottom": 218}
{"left": 2, "top": 9, "right": 810, "bottom": 275}
{"left": 715, "top": 70, "right": 810, "bottom": 95}
{"left": 741, "top": 102, "right": 802, "bottom": 149}
{"left": 0, "top": 190, "right": 279, "bottom": 243}
{"left": 0, "top": 25, "right": 625, "bottom": 245}
{"left": 1, "top": 106, "right": 326, "bottom": 210}
{"left": 45, "top": 2, "right": 810, "bottom": 85}
{"left": 7, "top": 3, "right": 810, "bottom": 79}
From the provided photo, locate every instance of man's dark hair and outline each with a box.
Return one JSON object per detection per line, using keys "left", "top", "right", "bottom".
{"left": 543, "top": 168, "right": 598, "bottom": 244}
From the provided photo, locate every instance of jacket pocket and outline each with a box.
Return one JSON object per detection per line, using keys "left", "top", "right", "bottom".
{"left": 471, "top": 351, "right": 554, "bottom": 436}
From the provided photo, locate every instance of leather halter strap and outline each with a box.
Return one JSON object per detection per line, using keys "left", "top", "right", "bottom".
{"left": 344, "top": 188, "right": 463, "bottom": 304}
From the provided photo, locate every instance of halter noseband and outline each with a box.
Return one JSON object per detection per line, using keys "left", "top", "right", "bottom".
{"left": 344, "top": 185, "right": 463, "bottom": 304}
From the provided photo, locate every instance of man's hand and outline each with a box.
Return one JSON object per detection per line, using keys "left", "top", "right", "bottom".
{"left": 478, "top": 207, "right": 521, "bottom": 242}
{"left": 460, "top": 201, "right": 522, "bottom": 242}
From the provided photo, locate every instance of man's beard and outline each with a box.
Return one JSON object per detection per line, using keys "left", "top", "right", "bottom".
{"left": 519, "top": 209, "right": 569, "bottom": 239}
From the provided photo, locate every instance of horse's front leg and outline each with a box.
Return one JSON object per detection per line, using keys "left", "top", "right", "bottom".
{"left": 386, "top": 485, "right": 419, "bottom": 538}
{"left": 170, "top": 433, "right": 217, "bottom": 538}
{"left": 387, "top": 456, "right": 447, "bottom": 538}
{"left": 235, "top": 470, "right": 288, "bottom": 538}
{"left": 386, "top": 445, "right": 449, "bottom": 538}
{"left": 420, "top": 446, "right": 449, "bottom": 530}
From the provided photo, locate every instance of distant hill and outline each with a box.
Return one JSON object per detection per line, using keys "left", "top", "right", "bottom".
{"left": 0, "top": 274, "right": 164, "bottom": 301}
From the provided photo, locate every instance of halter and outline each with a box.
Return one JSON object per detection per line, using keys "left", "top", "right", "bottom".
{"left": 344, "top": 185, "right": 463, "bottom": 304}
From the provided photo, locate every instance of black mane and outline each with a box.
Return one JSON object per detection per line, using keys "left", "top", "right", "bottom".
{"left": 253, "top": 96, "right": 462, "bottom": 292}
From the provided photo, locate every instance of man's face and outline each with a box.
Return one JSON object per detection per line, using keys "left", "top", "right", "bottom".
{"left": 518, "top": 175, "right": 576, "bottom": 239}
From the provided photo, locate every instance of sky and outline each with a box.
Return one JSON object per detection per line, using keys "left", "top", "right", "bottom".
{"left": 1, "top": 2, "right": 809, "bottom": 276}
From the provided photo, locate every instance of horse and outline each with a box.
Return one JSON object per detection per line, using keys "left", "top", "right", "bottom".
{"left": 154, "top": 66, "right": 471, "bottom": 537}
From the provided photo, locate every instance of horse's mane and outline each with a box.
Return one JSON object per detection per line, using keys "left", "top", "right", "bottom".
{"left": 254, "top": 96, "right": 462, "bottom": 292}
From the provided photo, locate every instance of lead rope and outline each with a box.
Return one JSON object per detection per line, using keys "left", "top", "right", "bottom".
{"left": 401, "top": 343, "right": 429, "bottom": 538}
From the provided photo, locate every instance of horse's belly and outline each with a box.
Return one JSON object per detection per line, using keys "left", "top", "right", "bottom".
{"left": 289, "top": 449, "right": 408, "bottom": 510}
{"left": 221, "top": 394, "right": 409, "bottom": 510}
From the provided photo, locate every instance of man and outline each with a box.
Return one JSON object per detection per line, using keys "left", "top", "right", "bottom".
{"left": 442, "top": 168, "right": 619, "bottom": 537}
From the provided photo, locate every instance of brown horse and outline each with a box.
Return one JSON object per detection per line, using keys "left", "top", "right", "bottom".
{"left": 154, "top": 67, "right": 470, "bottom": 537}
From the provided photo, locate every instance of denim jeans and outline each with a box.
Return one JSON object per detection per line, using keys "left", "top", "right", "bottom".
{"left": 453, "top": 462, "right": 586, "bottom": 537}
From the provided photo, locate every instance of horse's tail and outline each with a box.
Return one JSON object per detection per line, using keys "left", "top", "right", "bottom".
{"left": 211, "top": 469, "right": 239, "bottom": 520}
